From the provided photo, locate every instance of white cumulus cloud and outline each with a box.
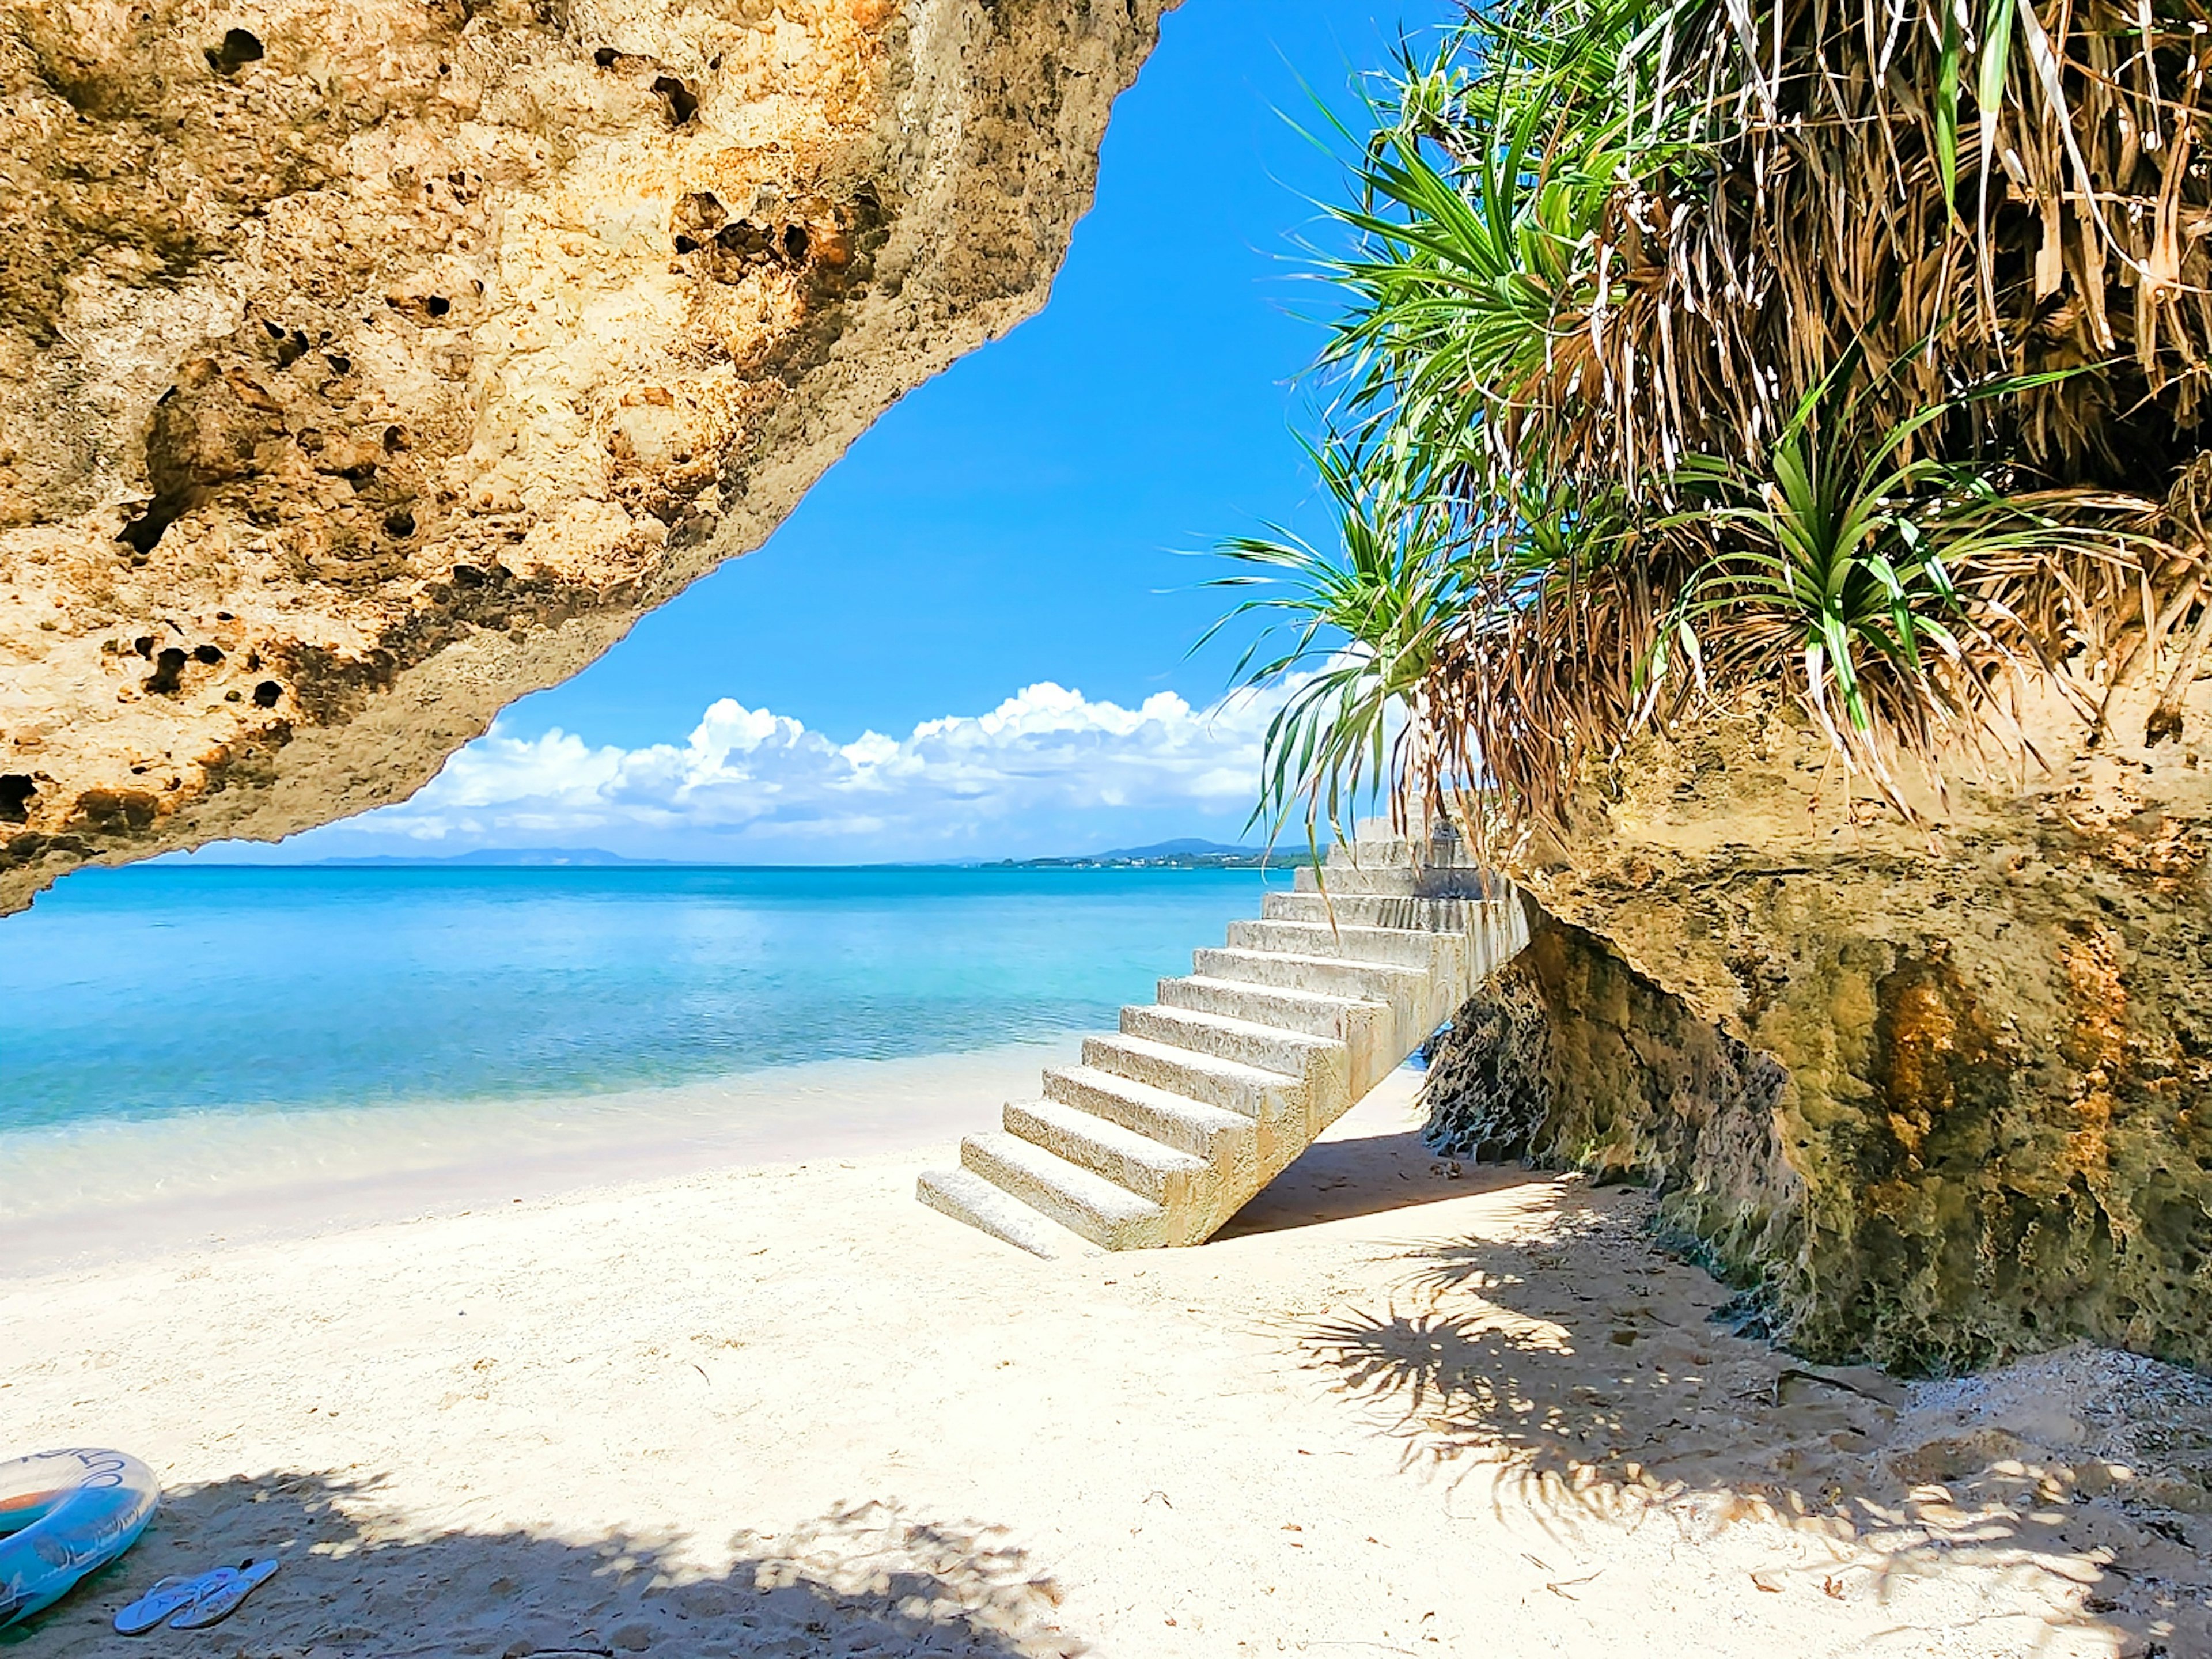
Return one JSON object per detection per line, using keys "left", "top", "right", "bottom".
{"left": 329, "top": 681, "right": 1285, "bottom": 860}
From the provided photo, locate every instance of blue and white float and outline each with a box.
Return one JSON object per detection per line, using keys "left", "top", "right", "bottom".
{"left": 0, "top": 1449, "right": 160, "bottom": 1628}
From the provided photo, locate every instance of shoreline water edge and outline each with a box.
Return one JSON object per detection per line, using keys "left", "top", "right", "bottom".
{"left": 0, "top": 1043, "right": 1073, "bottom": 1278}
{"left": 1, "top": 864, "right": 1290, "bottom": 1275}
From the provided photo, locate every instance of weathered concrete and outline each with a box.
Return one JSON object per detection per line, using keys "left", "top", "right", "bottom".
{"left": 919, "top": 824, "right": 1529, "bottom": 1254}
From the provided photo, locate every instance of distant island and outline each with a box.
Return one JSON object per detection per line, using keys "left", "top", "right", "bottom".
{"left": 986, "top": 838, "right": 1290, "bottom": 870}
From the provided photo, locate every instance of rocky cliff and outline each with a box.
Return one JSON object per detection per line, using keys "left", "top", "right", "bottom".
{"left": 0, "top": 0, "right": 1170, "bottom": 913}
{"left": 1425, "top": 681, "right": 2212, "bottom": 1374}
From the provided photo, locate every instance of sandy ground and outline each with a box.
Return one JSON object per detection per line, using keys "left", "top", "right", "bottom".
{"left": 4, "top": 1071, "right": 2210, "bottom": 1658}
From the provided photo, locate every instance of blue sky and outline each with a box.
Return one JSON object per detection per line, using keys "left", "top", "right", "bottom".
{"left": 258, "top": 1, "right": 1457, "bottom": 864}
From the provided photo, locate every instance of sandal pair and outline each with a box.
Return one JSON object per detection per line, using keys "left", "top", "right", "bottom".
{"left": 114, "top": 1558, "right": 279, "bottom": 1634}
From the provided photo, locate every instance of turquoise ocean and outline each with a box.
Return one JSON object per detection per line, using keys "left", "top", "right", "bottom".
{"left": 0, "top": 864, "right": 1289, "bottom": 1262}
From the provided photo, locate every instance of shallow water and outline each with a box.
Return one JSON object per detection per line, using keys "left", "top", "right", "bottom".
{"left": 3, "top": 864, "right": 1286, "bottom": 1127}
{"left": 0, "top": 863, "right": 1285, "bottom": 1260}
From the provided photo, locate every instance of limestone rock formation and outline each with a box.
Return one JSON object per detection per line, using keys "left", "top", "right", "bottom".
{"left": 0, "top": 0, "right": 1171, "bottom": 913}
{"left": 1425, "top": 681, "right": 2212, "bottom": 1374}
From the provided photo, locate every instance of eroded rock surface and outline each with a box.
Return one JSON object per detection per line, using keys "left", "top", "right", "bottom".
{"left": 0, "top": 0, "right": 1171, "bottom": 912}
{"left": 1426, "top": 683, "right": 2212, "bottom": 1373}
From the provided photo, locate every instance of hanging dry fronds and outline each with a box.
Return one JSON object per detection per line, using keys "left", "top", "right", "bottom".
{"left": 1224, "top": 0, "right": 2212, "bottom": 846}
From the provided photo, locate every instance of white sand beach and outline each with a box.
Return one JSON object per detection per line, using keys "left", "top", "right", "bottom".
{"left": 5, "top": 1069, "right": 2207, "bottom": 1658}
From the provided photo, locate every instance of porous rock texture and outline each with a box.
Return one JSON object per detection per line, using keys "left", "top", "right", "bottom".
{"left": 1425, "top": 681, "right": 2212, "bottom": 1375}
{"left": 0, "top": 0, "right": 1171, "bottom": 914}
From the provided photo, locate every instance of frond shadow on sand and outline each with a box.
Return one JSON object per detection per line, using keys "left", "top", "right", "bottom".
{"left": 1285, "top": 1177, "right": 2212, "bottom": 1656}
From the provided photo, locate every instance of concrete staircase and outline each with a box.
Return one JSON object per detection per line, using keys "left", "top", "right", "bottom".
{"left": 916, "top": 824, "right": 1529, "bottom": 1256}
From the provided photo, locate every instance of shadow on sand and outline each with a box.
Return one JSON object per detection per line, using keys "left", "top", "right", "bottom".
{"left": 1215, "top": 1128, "right": 1540, "bottom": 1238}
{"left": 1278, "top": 1173, "right": 2211, "bottom": 1655}
{"left": 2, "top": 1480, "right": 1082, "bottom": 1658}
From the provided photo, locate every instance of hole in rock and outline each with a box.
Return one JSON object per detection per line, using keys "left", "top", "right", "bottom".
{"left": 204, "top": 27, "right": 263, "bottom": 74}
{"left": 0, "top": 775, "right": 35, "bottom": 824}
{"left": 324, "top": 353, "right": 351, "bottom": 374}
{"left": 146, "top": 647, "right": 189, "bottom": 695}
{"left": 118, "top": 501, "right": 182, "bottom": 556}
{"left": 593, "top": 46, "right": 619, "bottom": 67}
{"left": 118, "top": 506, "right": 171, "bottom": 559}
{"left": 252, "top": 680, "right": 282, "bottom": 709}
{"left": 191, "top": 644, "right": 224, "bottom": 665}
{"left": 132, "top": 637, "right": 154, "bottom": 658}
{"left": 715, "top": 221, "right": 767, "bottom": 256}
{"left": 423, "top": 295, "right": 450, "bottom": 317}
{"left": 450, "top": 563, "right": 486, "bottom": 587}
{"left": 652, "top": 75, "right": 698, "bottom": 125}
{"left": 382, "top": 424, "right": 408, "bottom": 452}
{"left": 782, "top": 223, "right": 809, "bottom": 261}
{"left": 384, "top": 508, "right": 417, "bottom": 539}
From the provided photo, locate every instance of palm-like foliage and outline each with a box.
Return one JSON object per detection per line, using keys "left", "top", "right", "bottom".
{"left": 1198, "top": 440, "right": 1467, "bottom": 849}
{"left": 1652, "top": 370, "right": 2139, "bottom": 776}
{"left": 1214, "top": 0, "right": 2210, "bottom": 845}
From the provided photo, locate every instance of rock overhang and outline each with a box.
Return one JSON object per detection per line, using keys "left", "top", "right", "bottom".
{"left": 0, "top": 0, "right": 1176, "bottom": 912}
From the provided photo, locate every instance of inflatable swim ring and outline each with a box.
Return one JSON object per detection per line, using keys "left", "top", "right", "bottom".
{"left": 0, "top": 1449, "right": 160, "bottom": 1628}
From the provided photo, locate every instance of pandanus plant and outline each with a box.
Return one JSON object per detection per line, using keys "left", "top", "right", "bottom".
{"left": 1197, "top": 437, "right": 1467, "bottom": 857}
{"left": 1214, "top": 0, "right": 2209, "bottom": 847}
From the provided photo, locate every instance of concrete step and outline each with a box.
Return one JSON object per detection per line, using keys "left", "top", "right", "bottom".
{"left": 1294, "top": 862, "right": 1493, "bottom": 899}
{"left": 916, "top": 850, "right": 1527, "bottom": 1257}
{"left": 1262, "top": 891, "right": 1486, "bottom": 931}
{"left": 1079, "top": 1032, "right": 1305, "bottom": 1124}
{"left": 916, "top": 1166, "right": 1085, "bottom": 1259}
{"left": 960, "top": 1131, "right": 1168, "bottom": 1250}
{"left": 1003, "top": 1098, "right": 1211, "bottom": 1215}
{"left": 1154, "top": 975, "right": 1390, "bottom": 1094}
{"left": 1121, "top": 1002, "right": 1346, "bottom": 1085}
{"left": 1158, "top": 973, "right": 1383, "bottom": 1041}
{"left": 1325, "top": 835, "right": 1480, "bottom": 871}
{"left": 1043, "top": 1064, "right": 1257, "bottom": 1169}
{"left": 1119, "top": 1004, "right": 1352, "bottom": 1133}
{"left": 1193, "top": 945, "right": 1433, "bottom": 1006}
{"left": 1226, "top": 917, "right": 1450, "bottom": 970}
